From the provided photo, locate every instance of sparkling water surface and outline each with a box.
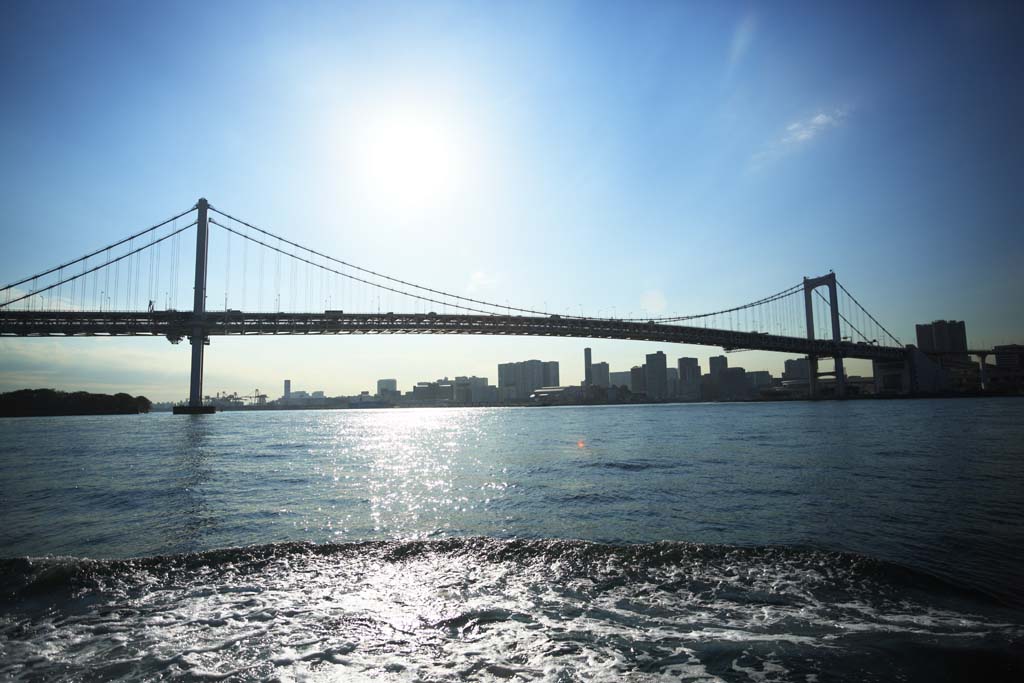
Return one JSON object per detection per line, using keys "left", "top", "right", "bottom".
{"left": 1, "top": 399, "right": 1022, "bottom": 680}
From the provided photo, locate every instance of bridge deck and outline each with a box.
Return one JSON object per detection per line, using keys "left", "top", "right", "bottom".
{"left": 0, "top": 311, "right": 907, "bottom": 360}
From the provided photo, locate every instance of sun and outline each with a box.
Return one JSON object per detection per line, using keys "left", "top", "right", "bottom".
{"left": 350, "top": 102, "right": 469, "bottom": 215}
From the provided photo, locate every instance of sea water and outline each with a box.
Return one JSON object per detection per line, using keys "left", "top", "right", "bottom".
{"left": 1, "top": 399, "right": 1022, "bottom": 680}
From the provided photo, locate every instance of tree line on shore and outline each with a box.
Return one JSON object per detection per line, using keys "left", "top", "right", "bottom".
{"left": 0, "top": 389, "right": 152, "bottom": 417}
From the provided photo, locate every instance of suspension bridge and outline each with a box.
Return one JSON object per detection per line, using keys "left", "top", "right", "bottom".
{"left": 1, "top": 199, "right": 913, "bottom": 412}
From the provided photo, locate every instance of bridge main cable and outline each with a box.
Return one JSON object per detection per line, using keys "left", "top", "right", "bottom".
{"left": 209, "top": 206, "right": 573, "bottom": 318}
{"left": 210, "top": 218, "right": 507, "bottom": 317}
{"left": 0, "top": 221, "right": 197, "bottom": 309}
{"left": 620, "top": 283, "right": 804, "bottom": 323}
{"left": 210, "top": 205, "right": 804, "bottom": 323}
{"left": 835, "top": 279, "right": 902, "bottom": 346}
{"left": 0, "top": 205, "right": 197, "bottom": 295}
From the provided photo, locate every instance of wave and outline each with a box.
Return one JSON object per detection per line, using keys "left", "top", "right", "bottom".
{"left": 2, "top": 539, "right": 1022, "bottom": 682}
{"left": 0, "top": 538, "right": 1012, "bottom": 608}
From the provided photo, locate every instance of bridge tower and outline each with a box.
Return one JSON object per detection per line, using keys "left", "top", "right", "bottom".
{"left": 173, "top": 198, "right": 215, "bottom": 414}
{"left": 803, "top": 272, "right": 846, "bottom": 399}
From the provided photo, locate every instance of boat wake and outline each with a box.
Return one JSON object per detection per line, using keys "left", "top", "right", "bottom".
{"left": 2, "top": 538, "right": 1022, "bottom": 681}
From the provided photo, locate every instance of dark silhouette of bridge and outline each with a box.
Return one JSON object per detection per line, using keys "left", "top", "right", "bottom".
{"left": 1, "top": 198, "right": 940, "bottom": 410}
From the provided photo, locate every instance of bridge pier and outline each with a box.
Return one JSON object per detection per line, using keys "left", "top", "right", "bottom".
{"left": 803, "top": 273, "right": 845, "bottom": 399}
{"left": 174, "top": 198, "right": 215, "bottom": 415}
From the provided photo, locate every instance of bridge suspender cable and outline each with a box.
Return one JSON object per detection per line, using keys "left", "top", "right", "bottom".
{"left": 0, "top": 206, "right": 197, "bottom": 294}
{"left": 0, "top": 199, "right": 903, "bottom": 348}
{"left": 209, "top": 205, "right": 805, "bottom": 324}
{"left": 812, "top": 288, "right": 871, "bottom": 343}
{"left": 209, "top": 219, "right": 506, "bottom": 317}
{"left": 209, "top": 206, "right": 578, "bottom": 319}
{"left": 835, "top": 280, "right": 902, "bottom": 346}
{"left": 0, "top": 222, "right": 197, "bottom": 309}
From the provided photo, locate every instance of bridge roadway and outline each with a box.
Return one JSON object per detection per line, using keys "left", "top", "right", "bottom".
{"left": 0, "top": 310, "right": 907, "bottom": 361}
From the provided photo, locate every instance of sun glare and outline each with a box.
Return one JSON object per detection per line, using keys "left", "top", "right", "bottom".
{"left": 350, "top": 102, "right": 470, "bottom": 215}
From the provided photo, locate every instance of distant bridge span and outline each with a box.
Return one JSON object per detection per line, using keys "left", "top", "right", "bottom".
{"left": 0, "top": 310, "right": 907, "bottom": 362}
{"left": 1, "top": 198, "right": 925, "bottom": 409}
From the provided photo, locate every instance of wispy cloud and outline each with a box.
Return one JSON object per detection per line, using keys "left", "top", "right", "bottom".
{"left": 729, "top": 14, "right": 757, "bottom": 68}
{"left": 749, "top": 107, "right": 849, "bottom": 171}
{"left": 781, "top": 109, "right": 847, "bottom": 145}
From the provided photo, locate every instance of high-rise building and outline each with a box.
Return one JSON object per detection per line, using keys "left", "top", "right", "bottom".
{"left": 498, "top": 359, "right": 560, "bottom": 400}
{"left": 916, "top": 320, "right": 968, "bottom": 360}
{"left": 709, "top": 355, "right": 728, "bottom": 377}
{"left": 677, "top": 357, "right": 701, "bottom": 401}
{"left": 722, "top": 367, "right": 749, "bottom": 401}
{"left": 630, "top": 366, "right": 647, "bottom": 394}
{"left": 543, "top": 361, "right": 560, "bottom": 388}
{"left": 665, "top": 367, "right": 679, "bottom": 398}
{"left": 645, "top": 352, "right": 668, "bottom": 399}
{"left": 591, "top": 362, "right": 610, "bottom": 388}
{"left": 783, "top": 358, "right": 809, "bottom": 380}
{"left": 498, "top": 363, "right": 516, "bottom": 393}
{"left": 376, "top": 379, "right": 398, "bottom": 396}
{"left": 584, "top": 348, "right": 593, "bottom": 386}
{"left": 283, "top": 379, "right": 291, "bottom": 399}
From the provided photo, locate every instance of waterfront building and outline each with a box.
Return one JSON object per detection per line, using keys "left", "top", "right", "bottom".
{"left": 916, "top": 320, "right": 968, "bottom": 361}
{"left": 783, "top": 358, "right": 809, "bottom": 381}
{"left": 280, "top": 388, "right": 325, "bottom": 406}
{"left": 283, "top": 379, "right": 291, "bottom": 400}
{"left": 916, "top": 320, "right": 978, "bottom": 389}
{"left": 678, "top": 358, "right": 701, "bottom": 401}
{"left": 645, "top": 352, "right": 668, "bottom": 399}
{"left": 591, "top": 362, "right": 610, "bottom": 388}
{"left": 609, "top": 371, "right": 632, "bottom": 389}
{"left": 991, "top": 344, "right": 1024, "bottom": 393}
{"left": 543, "top": 361, "right": 560, "bottom": 388}
{"left": 411, "top": 381, "right": 454, "bottom": 403}
{"left": 666, "top": 367, "right": 679, "bottom": 398}
{"left": 722, "top": 367, "right": 750, "bottom": 401}
{"left": 376, "top": 379, "right": 398, "bottom": 396}
{"left": 746, "top": 371, "right": 773, "bottom": 389}
{"left": 703, "top": 356, "right": 729, "bottom": 401}
{"left": 498, "top": 359, "right": 560, "bottom": 400}
{"left": 584, "top": 348, "right": 593, "bottom": 386}
{"left": 630, "top": 366, "right": 646, "bottom": 395}
{"left": 995, "top": 344, "right": 1024, "bottom": 369}
{"left": 453, "top": 376, "right": 495, "bottom": 404}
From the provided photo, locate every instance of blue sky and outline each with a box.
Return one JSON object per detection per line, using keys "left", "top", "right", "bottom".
{"left": 1, "top": 1, "right": 1022, "bottom": 400}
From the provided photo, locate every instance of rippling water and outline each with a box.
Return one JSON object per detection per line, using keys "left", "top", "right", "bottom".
{"left": 1, "top": 399, "right": 1022, "bottom": 680}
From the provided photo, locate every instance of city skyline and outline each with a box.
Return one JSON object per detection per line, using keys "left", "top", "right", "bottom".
{"left": 162, "top": 327, "right": 1016, "bottom": 407}
{"left": 2, "top": 2, "right": 1023, "bottom": 400}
